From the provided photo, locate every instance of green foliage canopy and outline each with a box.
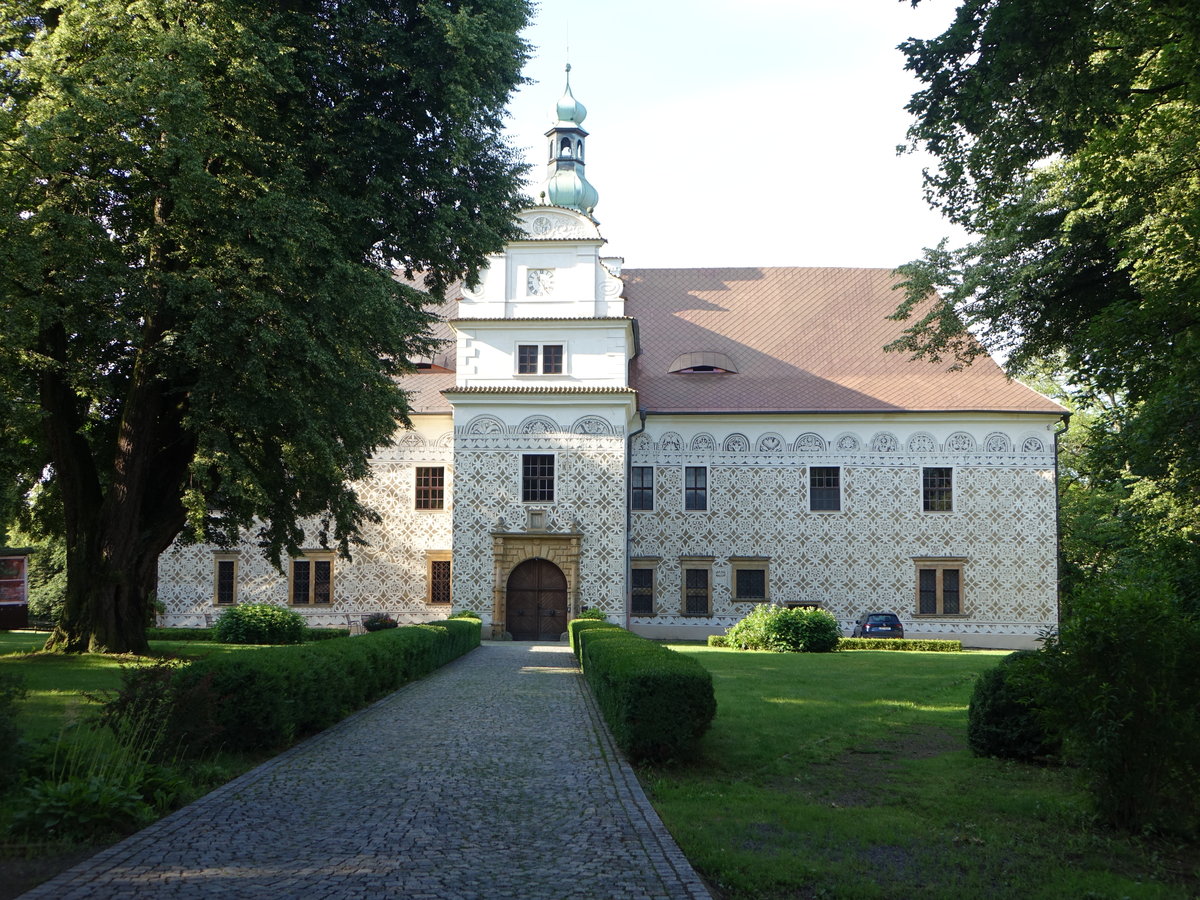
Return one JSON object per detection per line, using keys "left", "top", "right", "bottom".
{"left": 0, "top": 0, "right": 532, "bottom": 651}
{"left": 892, "top": 0, "right": 1200, "bottom": 492}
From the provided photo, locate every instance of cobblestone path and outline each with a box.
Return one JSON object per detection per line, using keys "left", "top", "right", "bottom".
{"left": 21, "top": 642, "right": 711, "bottom": 900}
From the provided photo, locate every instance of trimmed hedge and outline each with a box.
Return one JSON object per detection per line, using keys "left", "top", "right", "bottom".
{"left": 146, "top": 627, "right": 215, "bottom": 642}
{"left": 145, "top": 626, "right": 352, "bottom": 643}
{"left": 107, "top": 620, "right": 480, "bottom": 756}
{"left": 574, "top": 623, "right": 716, "bottom": 764}
{"left": 569, "top": 618, "right": 620, "bottom": 655}
{"left": 837, "top": 638, "right": 962, "bottom": 652}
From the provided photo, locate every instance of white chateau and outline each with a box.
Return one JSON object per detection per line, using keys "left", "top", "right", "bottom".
{"left": 158, "top": 70, "right": 1066, "bottom": 649}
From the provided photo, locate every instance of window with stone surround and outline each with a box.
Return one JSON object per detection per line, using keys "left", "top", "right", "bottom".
{"left": 631, "top": 561, "right": 658, "bottom": 615}
{"left": 427, "top": 551, "right": 452, "bottom": 605}
{"left": 213, "top": 555, "right": 238, "bottom": 606}
{"left": 914, "top": 558, "right": 965, "bottom": 615}
{"left": 731, "top": 558, "right": 769, "bottom": 603}
{"left": 680, "top": 558, "right": 713, "bottom": 616}
{"left": 290, "top": 553, "right": 334, "bottom": 606}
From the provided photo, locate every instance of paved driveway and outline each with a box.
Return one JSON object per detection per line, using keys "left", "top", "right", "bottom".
{"left": 21, "top": 641, "right": 711, "bottom": 899}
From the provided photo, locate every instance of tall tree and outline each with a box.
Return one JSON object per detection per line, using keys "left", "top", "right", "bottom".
{"left": 891, "top": 0, "right": 1200, "bottom": 500}
{"left": 0, "top": 0, "right": 532, "bottom": 652}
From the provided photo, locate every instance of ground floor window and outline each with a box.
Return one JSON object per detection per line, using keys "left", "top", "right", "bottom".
{"left": 427, "top": 551, "right": 452, "bottom": 605}
{"left": 914, "top": 558, "right": 965, "bottom": 615}
{"left": 213, "top": 555, "right": 238, "bottom": 606}
{"left": 291, "top": 553, "right": 334, "bottom": 606}
{"left": 631, "top": 559, "right": 660, "bottom": 615}
{"left": 680, "top": 558, "right": 714, "bottom": 616}
{"left": 731, "top": 558, "right": 769, "bottom": 603}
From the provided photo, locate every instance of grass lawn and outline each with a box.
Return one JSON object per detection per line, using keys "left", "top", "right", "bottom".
{"left": 0, "top": 634, "right": 272, "bottom": 742}
{"left": 644, "top": 646, "right": 1196, "bottom": 900}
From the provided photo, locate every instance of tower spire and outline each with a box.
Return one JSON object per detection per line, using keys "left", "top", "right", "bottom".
{"left": 541, "top": 64, "right": 599, "bottom": 218}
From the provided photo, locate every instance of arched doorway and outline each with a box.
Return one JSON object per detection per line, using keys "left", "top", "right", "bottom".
{"left": 506, "top": 558, "right": 568, "bottom": 641}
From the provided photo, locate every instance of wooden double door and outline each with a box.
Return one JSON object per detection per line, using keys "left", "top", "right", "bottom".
{"left": 505, "top": 558, "right": 567, "bottom": 641}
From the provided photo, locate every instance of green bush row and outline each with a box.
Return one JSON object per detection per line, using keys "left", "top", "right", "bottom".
{"left": 572, "top": 621, "right": 716, "bottom": 764}
{"left": 106, "top": 620, "right": 479, "bottom": 756}
{"left": 146, "top": 627, "right": 216, "bottom": 641}
{"left": 145, "top": 626, "right": 351, "bottom": 642}
{"left": 837, "top": 638, "right": 963, "bottom": 652}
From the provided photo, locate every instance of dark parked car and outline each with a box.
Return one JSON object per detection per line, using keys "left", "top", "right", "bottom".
{"left": 852, "top": 612, "right": 904, "bottom": 639}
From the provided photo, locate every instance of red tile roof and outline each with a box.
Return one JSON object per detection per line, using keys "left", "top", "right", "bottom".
{"left": 623, "top": 267, "right": 1064, "bottom": 415}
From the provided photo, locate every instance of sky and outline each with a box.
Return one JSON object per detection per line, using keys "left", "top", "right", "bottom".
{"left": 502, "top": 0, "right": 968, "bottom": 270}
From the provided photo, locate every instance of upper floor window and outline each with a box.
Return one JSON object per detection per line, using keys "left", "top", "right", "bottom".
{"left": 522, "top": 454, "right": 555, "bottom": 503}
{"left": 810, "top": 466, "right": 841, "bottom": 512}
{"left": 922, "top": 467, "right": 953, "bottom": 512}
{"left": 684, "top": 466, "right": 708, "bottom": 511}
{"left": 516, "top": 343, "right": 564, "bottom": 375}
{"left": 415, "top": 466, "right": 445, "bottom": 510}
{"left": 631, "top": 466, "right": 654, "bottom": 511}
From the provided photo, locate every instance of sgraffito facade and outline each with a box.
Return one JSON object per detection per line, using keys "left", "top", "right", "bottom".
{"left": 156, "top": 72, "right": 1065, "bottom": 648}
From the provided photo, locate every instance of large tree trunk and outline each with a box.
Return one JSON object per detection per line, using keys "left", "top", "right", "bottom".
{"left": 40, "top": 319, "right": 192, "bottom": 654}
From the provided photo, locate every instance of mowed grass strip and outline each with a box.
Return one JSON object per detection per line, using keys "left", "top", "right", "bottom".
{"left": 643, "top": 646, "right": 1195, "bottom": 900}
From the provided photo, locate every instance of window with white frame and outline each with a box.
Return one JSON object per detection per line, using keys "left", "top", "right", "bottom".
{"left": 631, "top": 466, "right": 654, "bottom": 511}
{"left": 922, "top": 467, "right": 953, "bottom": 512}
{"left": 684, "top": 466, "right": 708, "bottom": 511}
{"left": 522, "top": 454, "right": 555, "bottom": 503}
{"left": 809, "top": 466, "right": 841, "bottom": 512}
{"left": 415, "top": 466, "right": 445, "bottom": 510}
{"left": 516, "top": 343, "right": 564, "bottom": 375}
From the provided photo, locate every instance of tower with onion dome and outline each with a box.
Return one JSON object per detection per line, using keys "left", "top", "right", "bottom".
{"left": 541, "top": 64, "right": 600, "bottom": 218}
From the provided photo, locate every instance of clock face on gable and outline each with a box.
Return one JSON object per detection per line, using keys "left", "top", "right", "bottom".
{"left": 527, "top": 268, "right": 555, "bottom": 296}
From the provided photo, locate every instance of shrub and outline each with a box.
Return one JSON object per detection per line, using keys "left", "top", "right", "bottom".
{"left": 146, "top": 627, "right": 214, "bottom": 642}
{"left": 1042, "top": 581, "right": 1200, "bottom": 836}
{"left": 576, "top": 626, "right": 716, "bottom": 764}
{"left": 576, "top": 607, "right": 608, "bottom": 620}
{"left": 362, "top": 612, "right": 398, "bottom": 632}
{"left": 706, "top": 634, "right": 728, "bottom": 647}
{"left": 967, "top": 650, "right": 1058, "bottom": 761}
{"left": 724, "top": 605, "right": 841, "bottom": 652}
{"left": 213, "top": 603, "right": 307, "bottom": 644}
{"left": 447, "top": 609, "right": 482, "bottom": 620}
{"left": 837, "top": 638, "right": 962, "bottom": 652}
{"left": 0, "top": 671, "right": 28, "bottom": 791}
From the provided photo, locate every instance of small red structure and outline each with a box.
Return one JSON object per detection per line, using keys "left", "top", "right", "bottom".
{"left": 0, "top": 552, "right": 30, "bottom": 630}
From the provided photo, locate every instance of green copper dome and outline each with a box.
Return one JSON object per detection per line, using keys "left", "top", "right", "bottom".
{"left": 554, "top": 63, "right": 587, "bottom": 126}
{"left": 541, "top": 64, "right": 599, "bottom": 218}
